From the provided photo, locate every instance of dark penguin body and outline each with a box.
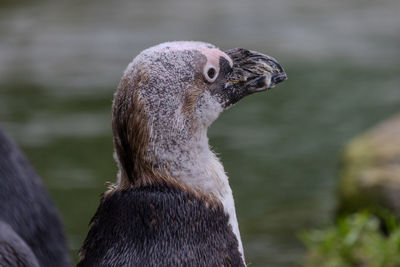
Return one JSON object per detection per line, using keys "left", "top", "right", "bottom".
{"left": 78, "top": 41, "right": 287, "bottom": 266}
{"left": 78, "top": 183, "right": 243, "bottom": 267}
{"left": 0, "top": 126, "right": 71, "bottom": 267}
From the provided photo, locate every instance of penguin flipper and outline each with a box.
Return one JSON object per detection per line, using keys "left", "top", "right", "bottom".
{"left": 0, "top": 221, "right": 40, "bottom": 267}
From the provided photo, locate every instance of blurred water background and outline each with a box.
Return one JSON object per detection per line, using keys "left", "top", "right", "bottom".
{"left": 0, "top": 0, "right": 399, "bottom": 265}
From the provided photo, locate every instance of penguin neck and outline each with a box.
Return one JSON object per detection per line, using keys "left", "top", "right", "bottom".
{"left": 150, "top": 127, "right": 245, "bottom": 261}
{"left": 151, "top": 126, "right": 227, "bottom": 197}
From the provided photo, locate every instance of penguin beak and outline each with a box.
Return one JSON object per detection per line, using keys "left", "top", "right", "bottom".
{"left": 221, "top": 48, "right": 287, "bottom": 108}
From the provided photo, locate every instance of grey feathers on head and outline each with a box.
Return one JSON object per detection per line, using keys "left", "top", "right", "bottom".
{"left": 78, "top": 41, "right": 287, "bottom": 266}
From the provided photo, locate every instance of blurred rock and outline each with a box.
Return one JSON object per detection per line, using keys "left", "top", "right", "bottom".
{"left": 338, "top": 114, "right": 400, "bottom": 216}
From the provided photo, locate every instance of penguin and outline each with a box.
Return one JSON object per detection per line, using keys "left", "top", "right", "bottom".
{"left": 0, "top": 126, "right": 71, "bottom": 266}
{"left": 78, "top": 41, "right": 287, "bottom": 266}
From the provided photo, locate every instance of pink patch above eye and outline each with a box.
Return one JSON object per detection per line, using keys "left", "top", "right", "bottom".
{"left": 200, "top": 48, "right": 233, "bottom": 69}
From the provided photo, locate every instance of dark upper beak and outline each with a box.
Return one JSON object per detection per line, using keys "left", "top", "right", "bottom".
{"left": 221, "top": 48, "right": 287, "bottom": 108}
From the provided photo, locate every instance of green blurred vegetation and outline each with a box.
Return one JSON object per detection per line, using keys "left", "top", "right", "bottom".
{"left": 301, "top": 212, "right": 400, "bottom": 267}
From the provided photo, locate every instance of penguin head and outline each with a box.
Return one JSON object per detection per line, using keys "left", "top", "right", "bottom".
{"left": 112, "top": 41, "right": 287, "bottom": 187}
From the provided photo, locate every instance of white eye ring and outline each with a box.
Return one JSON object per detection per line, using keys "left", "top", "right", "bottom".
{"left": 203, "top": 65, "right": 219, "bottom": 83}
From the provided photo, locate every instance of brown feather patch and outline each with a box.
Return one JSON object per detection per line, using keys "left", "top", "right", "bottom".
{"left": 112, "top": 68, "right": 154, "bottom": 189}
{"left": 182, "top": 86, "right": 204, "bottom": 115}
{"left": 181, "top": 58, "right": 207, "bottom": 116}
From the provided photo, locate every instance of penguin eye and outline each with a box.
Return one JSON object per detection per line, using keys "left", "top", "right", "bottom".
{"left": 203, "top": 66, "right": 218, "bottom": 83}
{"left": 207, "top": 68, "right": 216, "bottom": 79}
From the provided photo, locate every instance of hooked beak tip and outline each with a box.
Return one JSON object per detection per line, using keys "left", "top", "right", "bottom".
{"left": 271, "top": 72, "right": 288, "bottom": 86}
{"left": 252, "top": 72, "right": 287, "bottom": 92}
